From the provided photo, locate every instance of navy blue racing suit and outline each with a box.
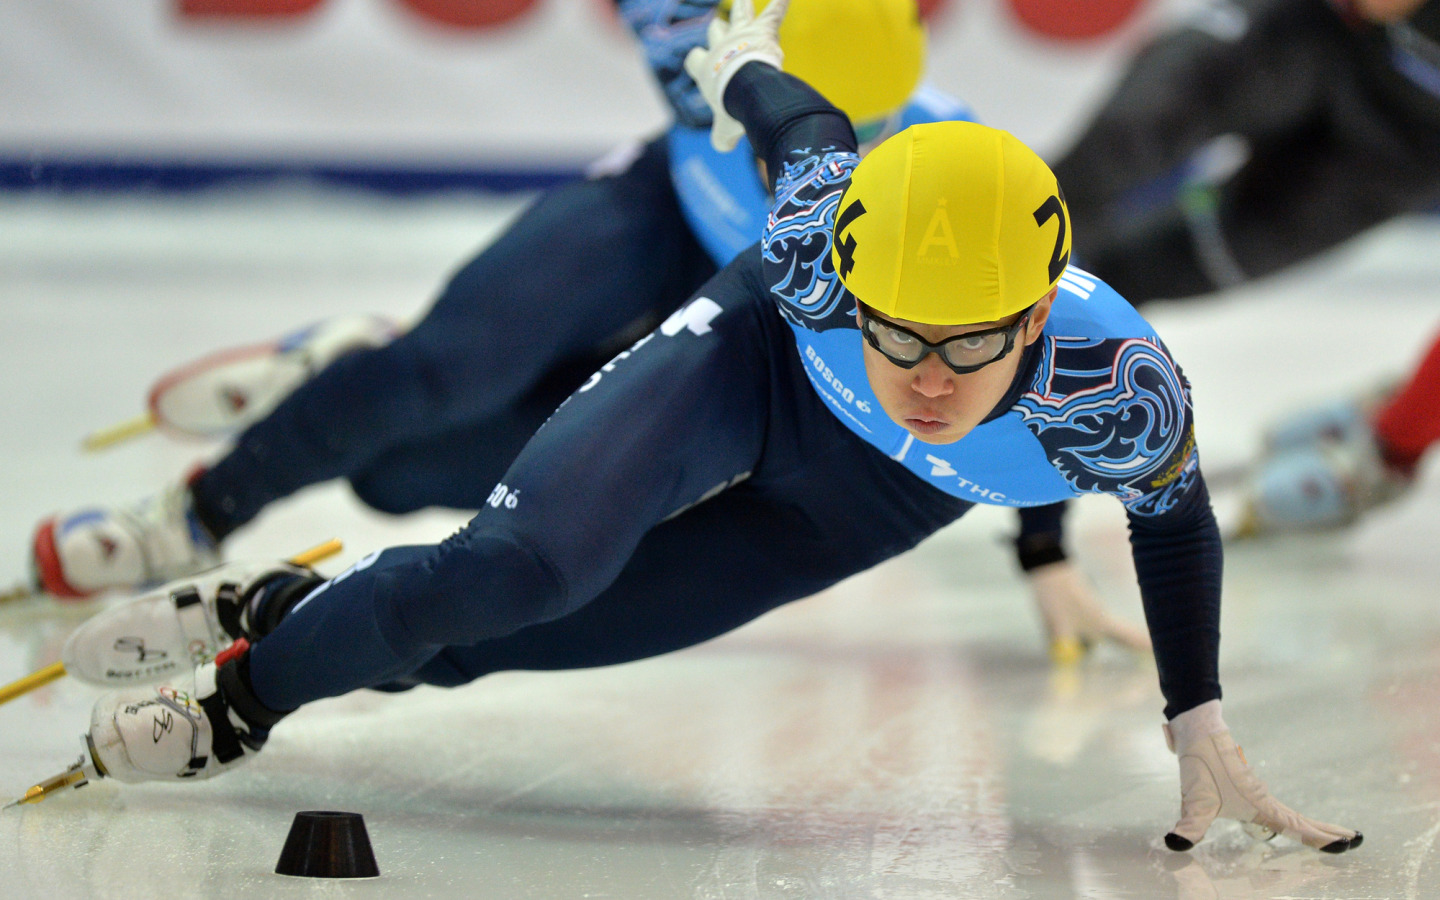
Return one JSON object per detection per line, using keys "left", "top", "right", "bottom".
{"left": 243, "top": 66, "right": 1223, "bottom": 723}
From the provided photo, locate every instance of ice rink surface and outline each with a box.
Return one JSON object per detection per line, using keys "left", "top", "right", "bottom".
{"left": 0, "top": 188, "right": 1437, "bottom": 899}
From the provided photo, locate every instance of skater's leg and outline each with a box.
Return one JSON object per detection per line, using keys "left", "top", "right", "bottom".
{"left": 399, "top": 361, "right": 976, "bottom": 685}
{"left": 245, "top": 267, "right": 776, "bottom": 711}
{"left": 346, "top": 357, "right": 594, "bottom": 514}
{"left": 1055, "top": 0, "right": 1333, "bottom": 286}
{"left": 192, "top": 139, "right": 715, "bottom": 538}
{"left": 1373, "top": 329, "right": 1440, "bottom": 473}
{"left": 1076, "top": 116, "right": 1440, "bottom": 303}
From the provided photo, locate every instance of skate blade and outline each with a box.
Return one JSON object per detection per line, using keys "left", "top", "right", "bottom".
{"left": 0, "top": 661, "right": 67, "bottom": 707}
{"left": 0, "top": 581, "right": 35, "bottom": 606}
{"left": 4, "top": 753, "right": 95, "bottom": 809}
{"left": 80, "top": 413, "right": 157, "bottom": 453}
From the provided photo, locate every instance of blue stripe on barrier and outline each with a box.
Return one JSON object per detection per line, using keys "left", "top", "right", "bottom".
{"left": 0, "top": 157, "right": 588, "bottom": 194}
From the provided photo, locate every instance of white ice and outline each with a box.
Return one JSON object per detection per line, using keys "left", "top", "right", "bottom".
{"left": 0, "top": 188, "right": 1437, "bottom": 899}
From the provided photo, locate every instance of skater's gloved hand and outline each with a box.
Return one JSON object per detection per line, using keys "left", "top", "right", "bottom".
{"left": 1027, "top": 561, "right": 1151, "bottom": 664}
{"left": 1164, "top": 700, "right": 1361, "bottom": 854}
{"left": 62, "top": 560, "right": 320, "bottom": 687}
{"left": 683, "top": 0, "right": 790, "bottom": 151}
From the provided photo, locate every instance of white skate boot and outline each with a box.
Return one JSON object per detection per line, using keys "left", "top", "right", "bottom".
{"left": 1259, "top": 380, "right": 1397, "bottom": 455}
{"left": 1236, "top": 384, "right": 1411, "bottom": 536}
{"left": 87, "top": 643, "right": 286, "bottom": 783}
{"left": 31, "top": 482, "right": 219, "bottom": 599}
{"left": 60, "top": 560, "right": 320, "bottom": 686}
{"left": 147, "top": 315, "right": 399, "bottom": 439}
{"left": 1238, "top": 430, "right": 1412, "bottom": 534}
{"left": 1261, "top": 397, "right": 1371, "bottom": 456}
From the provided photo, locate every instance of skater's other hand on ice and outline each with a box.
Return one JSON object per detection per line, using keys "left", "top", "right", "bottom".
{"left": 1027, "top": 560, "right": 1151, "bottom": 664}
{"left": 1163, "top": 700, "right": 1361, "bottom": 854}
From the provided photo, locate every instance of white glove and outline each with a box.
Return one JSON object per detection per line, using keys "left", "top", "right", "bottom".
{"left": 1164, "top": 701, "right": 1361, "bottom": 853}
{"left": 1027, "top": 560, "right": 1151, "bottom": 664}
{"left": 682, "top": 0, "right": 790, "bottom": 151}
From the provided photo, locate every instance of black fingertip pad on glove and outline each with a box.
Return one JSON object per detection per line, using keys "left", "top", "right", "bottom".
{"left": 1320, "top": 831, "right": 1362, "bottom": 854}
{"left": 1164, "top": 832, "right": 1195, "bottom": 852}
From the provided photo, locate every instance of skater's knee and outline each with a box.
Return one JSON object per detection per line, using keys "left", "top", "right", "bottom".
{"left": 348, "top": 470, "right": 427, "bottom": 516}
{"left": 397, "top": 532, "right": 572, "bottom": 647}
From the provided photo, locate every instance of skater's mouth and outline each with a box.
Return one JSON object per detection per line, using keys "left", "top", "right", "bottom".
{"left": 904, "top": 414, "right": 951, "bottom": 435}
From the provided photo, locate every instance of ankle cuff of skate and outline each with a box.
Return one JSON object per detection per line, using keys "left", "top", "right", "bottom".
{"left": 186, "top": 469, "right": 238, "bottom": 544}
{"left": 218, "top": 647, "right": 293, "bottom": 730}
{"left": 247, "top": 573, "right": 326, "bottom": 638}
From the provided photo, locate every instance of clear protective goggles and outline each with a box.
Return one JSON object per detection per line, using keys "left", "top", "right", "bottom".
{"left": 858, "top": 303, "right": 1036, "bottom": 375}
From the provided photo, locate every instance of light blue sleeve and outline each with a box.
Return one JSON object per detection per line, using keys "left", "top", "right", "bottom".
{"left": 897, "top": 83, "right": 979, "bottom": 129}
{"left": 1014, "top": 273, "right": 1201, "bottom": 515}
{"left": 668, "top": 85, "right": 979, "bottom": 269}
{"left": 666, "top": 128, "right": 771, "bottom": 267}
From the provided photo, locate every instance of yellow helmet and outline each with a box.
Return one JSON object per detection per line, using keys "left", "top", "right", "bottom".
{"left": 720, "top": 0, "right": 926, "bottom": 125}
{"left": 831, "top": 121, "right": 1072, "bottom": 325}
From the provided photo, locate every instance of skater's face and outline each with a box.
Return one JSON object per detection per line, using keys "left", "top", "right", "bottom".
{"left": 858, "top": 289, "right": 1054, "bottom": 445}
{"left": 1353, "top": 0, "right": 1426, "bottom": 22}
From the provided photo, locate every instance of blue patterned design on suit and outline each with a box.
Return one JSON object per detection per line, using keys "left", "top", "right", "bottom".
{"left": 1016, "top": 335, "right": 1198, "bottom": 516}
{"left": 763, "top": 152, "right": 860, "bottom": 330}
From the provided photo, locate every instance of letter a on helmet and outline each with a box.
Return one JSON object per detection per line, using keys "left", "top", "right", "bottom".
{"left": 832, "top": 121, "right": 1072, "bottom": 325}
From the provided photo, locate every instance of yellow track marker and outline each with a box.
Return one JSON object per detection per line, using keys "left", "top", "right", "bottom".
{"left": 80, "top": 413, "right": 158, "bottom": 453}
{"left": 0, "top": 539, "right": 343, "bottom": 708}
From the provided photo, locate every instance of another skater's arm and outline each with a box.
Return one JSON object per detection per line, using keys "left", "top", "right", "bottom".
{"left": 618, "top": 0, "right": 722, "bottom": 128}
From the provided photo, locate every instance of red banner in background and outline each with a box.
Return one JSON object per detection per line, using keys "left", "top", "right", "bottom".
{"left": 0, "top": 0, "right": 1163, "bottom": 187}
{"left": 1005, "top": 0, "right": 1149, "bottom": 40}
{"left": 389, "top": 0, "right": 541, "bottom": 28}
{"left": 178, "top": 0, "right": 958, "bottom": 30}
{"left": 179, "top": 0, "right": 545, "bottom": 28}
{"left": 919, "top": 0, "right": 953, "bottom": 20}
{"left": 175, "top": 1, "right": 1144, "bottom": 40}
{"left": 179, "top": 0, "right": 324, "bottom": 16}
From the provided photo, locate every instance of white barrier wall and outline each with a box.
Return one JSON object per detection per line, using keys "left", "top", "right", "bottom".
{"left": 0, "top": 0, "right": 1199, "bottom": 186}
